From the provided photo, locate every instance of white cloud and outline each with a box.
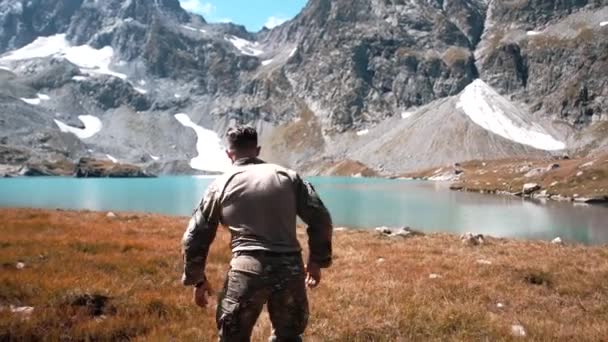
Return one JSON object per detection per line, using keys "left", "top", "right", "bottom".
{"left": 264, "top": 16, "right": 288, "bottom": 29}
{"left": 180, "top": 0, "right": 215, "bottom": 17}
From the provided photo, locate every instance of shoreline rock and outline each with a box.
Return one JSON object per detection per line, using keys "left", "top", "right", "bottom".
{"left": 75, "top": 158, "right": 154, "bottom": 178}
{"left": 375, "top": 226, "right": 424, "bottom": 239}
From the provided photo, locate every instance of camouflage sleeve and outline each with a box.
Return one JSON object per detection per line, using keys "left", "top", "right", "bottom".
{"left": 295, "top": 175, "right": 333, "bottom": 268}
{"left": 181, "top": 182, "right": 222, "bottom": 286}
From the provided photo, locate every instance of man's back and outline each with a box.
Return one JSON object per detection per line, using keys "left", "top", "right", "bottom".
{"left": 219, "top": 162, "right": 301, "bottom": 253}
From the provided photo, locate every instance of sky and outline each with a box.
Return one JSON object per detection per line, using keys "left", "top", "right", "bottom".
{"left": 178, "top": 0, "right": 308, "bottom": 32}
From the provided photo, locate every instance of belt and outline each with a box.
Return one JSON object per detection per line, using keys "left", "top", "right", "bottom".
{"left": 234, "top": 250, "right": 301, "bottom": 258}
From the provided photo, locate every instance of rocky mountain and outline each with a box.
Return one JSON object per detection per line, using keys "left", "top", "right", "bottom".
{"left": 0, "top": 0, "right": 606, "bottom": 177}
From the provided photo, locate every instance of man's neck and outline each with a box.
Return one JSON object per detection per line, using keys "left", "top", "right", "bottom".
{"left": 233, "top": 156, "right": 265, "bottom": 166}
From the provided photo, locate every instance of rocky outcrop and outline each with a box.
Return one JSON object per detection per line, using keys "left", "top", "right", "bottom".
{"left": 0, "top": 0, "right": 83, "bottom": 53}
{"left": 74, "top": 77, "right": 150, "bottom": 111}
{"left": 265, "top": 0, "right": 484, "bottom": 131}
{"left": 476, "top": 1, "right": 608, "bottom": 125}
{"left": 66, "top": 0, "right": 191, "bottom": 46}
{"left": 75, "top": 158, "right": 153, "bottom": 178}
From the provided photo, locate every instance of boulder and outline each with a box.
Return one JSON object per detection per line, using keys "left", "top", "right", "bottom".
{"left": 461, "top": 232, "right": 485, "bottom": 246}
{"left": 18, "top": 165, "right": 54, "bottom": 176}
{"left": 449, "top": 184, "right": 464, "bottom": 191}
{"left": 550, "top": 195, "right": 572, "bottom": 202}
{"left": 375, "top": 226, "right": 393, "bottom": 235}
{"left": 522, "top": 183, "right": 541, "bottom": 195}
{"left": 524, "top": 168, "right": 545, "bottom": 178}
{"left": 532, "top": 190, "right": 549, "bottom": 199}
{"left": 511, "top": 324, "right": 526, "bottom": 337}
{"left": 375, "top": 226, "right": 424, "bottom": 239}
{"left": 574, "top": 197, "right": 608, "bottom": 204}
{"left": 0, "top": 164, "right": 21, "bottom": 177}
{"left": 10, "top": 306, "right": 34, "bottom": 318}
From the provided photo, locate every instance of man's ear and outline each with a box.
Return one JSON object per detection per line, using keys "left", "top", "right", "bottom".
{"left": 256, "top": 146, "right": 261, "bottom": 157}
{"left": 226, "top": 149, "right": 234, "bottom": 162}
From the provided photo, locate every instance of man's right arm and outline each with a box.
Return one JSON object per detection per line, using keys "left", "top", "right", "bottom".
{"left": 295, "top": 175, "right": 333, "bottom": 268}
{"left": 181, "top": 183, "right": 221, "bottom": 287}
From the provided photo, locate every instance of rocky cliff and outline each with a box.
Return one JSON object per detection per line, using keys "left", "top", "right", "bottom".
{"left": 0, "top": 0, "right": 606, "bottom": 176}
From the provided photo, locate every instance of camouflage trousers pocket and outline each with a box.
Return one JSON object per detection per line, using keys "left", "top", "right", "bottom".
{"left": 217, "top": 296, "right": 240, "bottom": 337}
{"left": 218, "top": 296, "right": 238, "bottom": 317}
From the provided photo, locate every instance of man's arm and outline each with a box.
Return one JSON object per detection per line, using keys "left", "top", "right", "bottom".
{"left": 181, "top": 183, "right": 221, "bottom": 286}
{"left": 295, "top": 175, "right": 333, "bottom": 269}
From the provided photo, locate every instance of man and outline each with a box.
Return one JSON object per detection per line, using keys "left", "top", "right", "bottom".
{"left": 182, "top": 126, "right": 333, "bottom": 341}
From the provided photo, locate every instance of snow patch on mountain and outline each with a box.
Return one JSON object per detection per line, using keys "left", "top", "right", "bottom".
{"left": 106, "top": 155, "right": 117, "bottom": 163}
{"left": 20, "top": 93, "right": 50, "bottom": 105}
{"left": 133, "top": 87, "right": 147, "bottom": 94}
{"left": 457, "top": 80, "right": 565, "bottom": 151}
{"left": 53, "top": 115, "right": 103, "bottom": 139}
{"left": 226, "top": 36, "right": 263, "bottom": 56}
{"left": 356, "top": 129, "right": 369, "bottom": 136}
{"left": 401, "top": 111, "right": 414, "bottom": 119}
{"left": 601, "top": 21, "right": 608, "bottom": 27}
{"left": 21, "top": 98, "right": 40, "bottom": 105}
{"left": 182, "top": 25, "right": 206, "bottom": 33}
{"left": 262, "top": 59, "right": 273, "bottom": 66}
{"left": 174, "top": 113, "right": 231, "bottom": 172}
{"left": 0, "top": 34, "right": 126, "bottom": 79}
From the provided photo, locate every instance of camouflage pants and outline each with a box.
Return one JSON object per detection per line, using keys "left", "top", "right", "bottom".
{"left": 216, "top": 252, "right": 309, "bottom": 342}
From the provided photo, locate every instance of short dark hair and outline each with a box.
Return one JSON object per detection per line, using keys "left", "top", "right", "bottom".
{"left": 226, "top": 126, "right": 258, "bottom": 150}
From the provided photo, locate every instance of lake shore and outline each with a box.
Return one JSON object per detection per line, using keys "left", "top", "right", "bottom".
{"left": 401, "top": 152, "right": 608, "bottom": 204}
{"left": 2, "top": 208, "right": 608, "bottom": 340}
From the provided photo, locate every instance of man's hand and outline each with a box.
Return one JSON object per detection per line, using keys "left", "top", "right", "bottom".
{"left": 305, "top": 263, "right": 321, "bottom": 288}
{"left": 193, "top": 281, "right": 213, "bottom": 308}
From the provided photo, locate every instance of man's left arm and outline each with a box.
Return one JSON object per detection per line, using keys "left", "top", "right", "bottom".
{"left": 181, "top": 184, "right": 221, "bottom": 287}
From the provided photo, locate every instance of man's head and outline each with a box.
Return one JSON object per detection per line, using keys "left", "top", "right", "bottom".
{"left": 225, "top": 126, "right": 261, "bottom": 162}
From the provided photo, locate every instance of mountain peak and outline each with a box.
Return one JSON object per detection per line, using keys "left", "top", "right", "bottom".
{"left": 81, "top": 0, "right": 190, "bottom": 22}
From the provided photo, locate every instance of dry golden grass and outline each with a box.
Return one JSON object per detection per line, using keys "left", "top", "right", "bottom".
{"left": 2, "top": 209, "right": 608, "bottom": 341}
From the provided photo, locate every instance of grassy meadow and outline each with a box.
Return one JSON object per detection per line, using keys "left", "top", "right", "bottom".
{"left": 1, "top": 209, "right": 608, "bottom": 341}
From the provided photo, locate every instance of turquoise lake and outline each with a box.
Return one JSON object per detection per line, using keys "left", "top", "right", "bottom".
{"left": 0, "top": 176, "right": 607, "bottom": 244}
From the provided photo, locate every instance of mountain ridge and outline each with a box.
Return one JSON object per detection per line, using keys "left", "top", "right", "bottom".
{"left": 0, "top": 0, "right": 606, "bottom": 177}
